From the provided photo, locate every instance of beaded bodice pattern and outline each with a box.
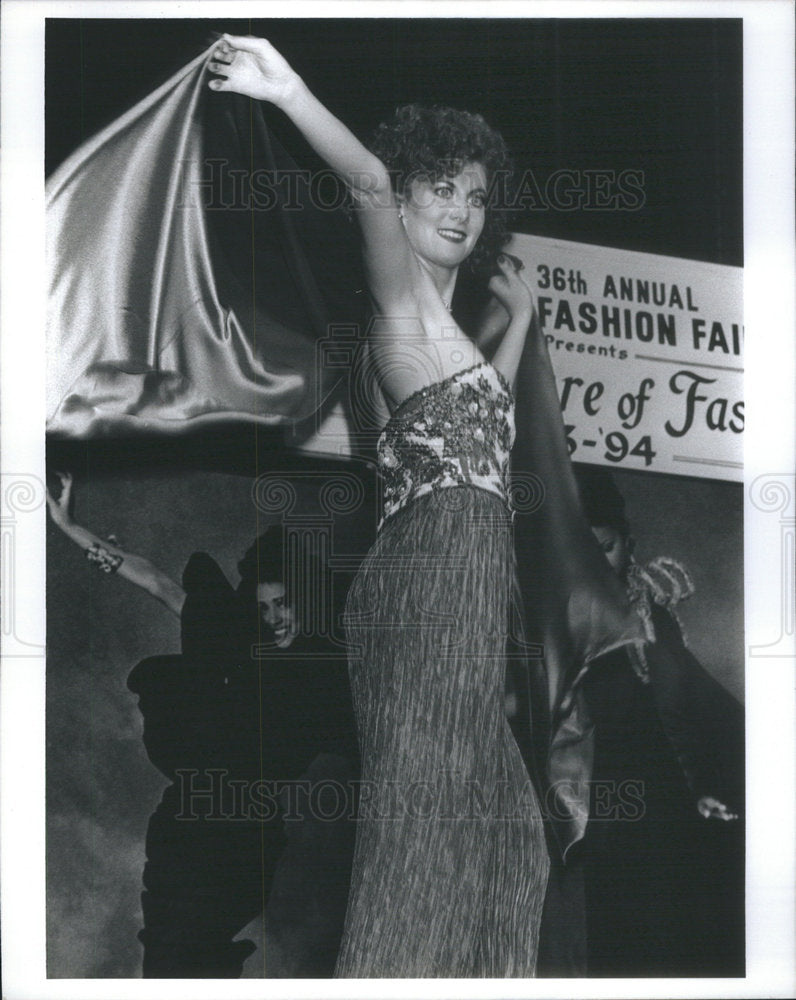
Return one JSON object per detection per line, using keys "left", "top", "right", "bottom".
{"left": 377, "top": 362, "right": 515, "bottom": 527}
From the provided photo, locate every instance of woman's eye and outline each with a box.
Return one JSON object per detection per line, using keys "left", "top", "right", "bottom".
{"left": 470, "top": 194, "right": 486, "bottom": 208}
{"left": 434, "top": 185, "right": 453, "bottom": 198}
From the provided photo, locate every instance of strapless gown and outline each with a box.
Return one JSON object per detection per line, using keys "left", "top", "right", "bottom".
{"left": 334, "top": 363, "right": 550, "bottom": 978}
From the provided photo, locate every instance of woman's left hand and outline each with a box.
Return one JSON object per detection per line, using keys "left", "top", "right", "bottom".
{"left": 488, "top": 253, "right": 534, "bottom": 324}
{"left": 697, "top": 795, "right": 739, "bottom": 821}
{"left": 207, "top": 35, "right": 300, "bottom": 107}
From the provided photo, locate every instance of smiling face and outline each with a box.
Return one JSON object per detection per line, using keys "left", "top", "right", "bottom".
{"left": 399, "top": 162, "right": 488, "bottom": 273}
{"left": 256, "top": 581, "right": 297, "bottom": 648}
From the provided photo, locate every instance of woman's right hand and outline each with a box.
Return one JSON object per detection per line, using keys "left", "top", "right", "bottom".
{"left": 488, "top": 253, "right": 534, "bottom": 325}
{"left": 46, "top": 471, "right": 74, "bottom": 529}
{"left": 207, "top": 35, "right": 300, "bottom": 107}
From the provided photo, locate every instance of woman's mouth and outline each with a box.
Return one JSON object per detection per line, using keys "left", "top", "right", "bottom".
{"left": 437, "top": 228, "right": 467, "bottom": 244}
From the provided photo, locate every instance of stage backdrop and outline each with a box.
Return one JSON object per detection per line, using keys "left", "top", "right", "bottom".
{"left": 510, "top": 234, "right": 743, "bottom": 482}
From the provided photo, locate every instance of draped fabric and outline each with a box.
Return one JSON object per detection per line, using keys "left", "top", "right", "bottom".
{"left": 46, "top": 45, "right": 364, "bottom": 438}
{"left": 511, "top": 312, "right": 647, "bottom": 856}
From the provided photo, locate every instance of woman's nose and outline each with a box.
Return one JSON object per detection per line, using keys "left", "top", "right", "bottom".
{"left": 450, "top": 198, "right": 469, "bottom": 221}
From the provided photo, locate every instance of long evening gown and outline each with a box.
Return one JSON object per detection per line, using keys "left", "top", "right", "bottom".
{"left": 334, "top": 363, "right": 550, "bottom": 977}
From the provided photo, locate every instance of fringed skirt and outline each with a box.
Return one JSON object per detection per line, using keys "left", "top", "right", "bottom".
{"left": 335, "top": 486, "right": 549, "bottom": 978}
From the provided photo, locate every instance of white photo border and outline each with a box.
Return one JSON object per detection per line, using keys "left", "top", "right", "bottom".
{"left": 1, "top": 2, "right": 794, "bottom": 998}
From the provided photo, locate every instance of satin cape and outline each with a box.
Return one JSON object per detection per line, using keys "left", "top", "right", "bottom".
{"left": 47, "top": 46, "right": 364, "bottom": 438}
{"left": 511, "top": 311, "right": 647, "bottom": 856}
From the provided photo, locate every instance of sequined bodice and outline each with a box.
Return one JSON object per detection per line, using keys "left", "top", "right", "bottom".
{"left": 377, "top": 362, "right": 515, "bottom": 527}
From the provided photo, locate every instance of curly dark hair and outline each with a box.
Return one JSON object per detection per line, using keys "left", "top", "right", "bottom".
{"left": 369, "top": 104, "right": 514, "bottom": 274}
{"left": 236, "top": 525, "right": 330, "bottom": 634}
{"left": 236, "top": 524, "right": 293, "bottom": 597}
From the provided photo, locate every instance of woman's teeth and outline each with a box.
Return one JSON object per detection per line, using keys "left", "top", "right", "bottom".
{"left": 438, "top": 229, "right": 466, "bottom": 243}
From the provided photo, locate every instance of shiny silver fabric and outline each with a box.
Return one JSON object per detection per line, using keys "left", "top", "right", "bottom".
{"left": 47, "top": 47, "right": 334, "bottom": 437}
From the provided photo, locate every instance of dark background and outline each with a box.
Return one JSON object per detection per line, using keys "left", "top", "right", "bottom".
{"left": 46, "top": 17, "right": 742, "bottom": 264}
{"left": 44, "top": 16, "right": 744, "bottom": 978}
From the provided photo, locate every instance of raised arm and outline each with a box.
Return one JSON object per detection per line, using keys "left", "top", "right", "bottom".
{"left": 47, "top": 472, "right": 185, "bottom": 616}
{"left": 208, "top": 35, "right": 418, "bottom": 309}
{"left": 479, "top": 253, "right": 534, "bottom": 388}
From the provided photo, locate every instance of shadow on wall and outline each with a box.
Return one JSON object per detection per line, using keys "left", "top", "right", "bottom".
{"left": 46, "top": 456, "right": 377, "bottom": 977}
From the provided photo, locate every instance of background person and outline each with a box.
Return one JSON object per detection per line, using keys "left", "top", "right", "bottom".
{"left": 576, "top": 466, "right": 744, "bottom": 976}
{"left": 47, "top": 471, "right": 358, "bottom": 977}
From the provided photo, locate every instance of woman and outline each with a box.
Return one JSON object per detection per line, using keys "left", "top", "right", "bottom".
{"left": 207, "top": 35, "right": 548, "bottom": 977}
{"left": 47, "top": 472, "right": 358, "bottom": 977}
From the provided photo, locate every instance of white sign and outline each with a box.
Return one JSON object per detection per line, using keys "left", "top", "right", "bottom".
{"left": 509, "top": 233, "right": 743, "bottom": 481}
